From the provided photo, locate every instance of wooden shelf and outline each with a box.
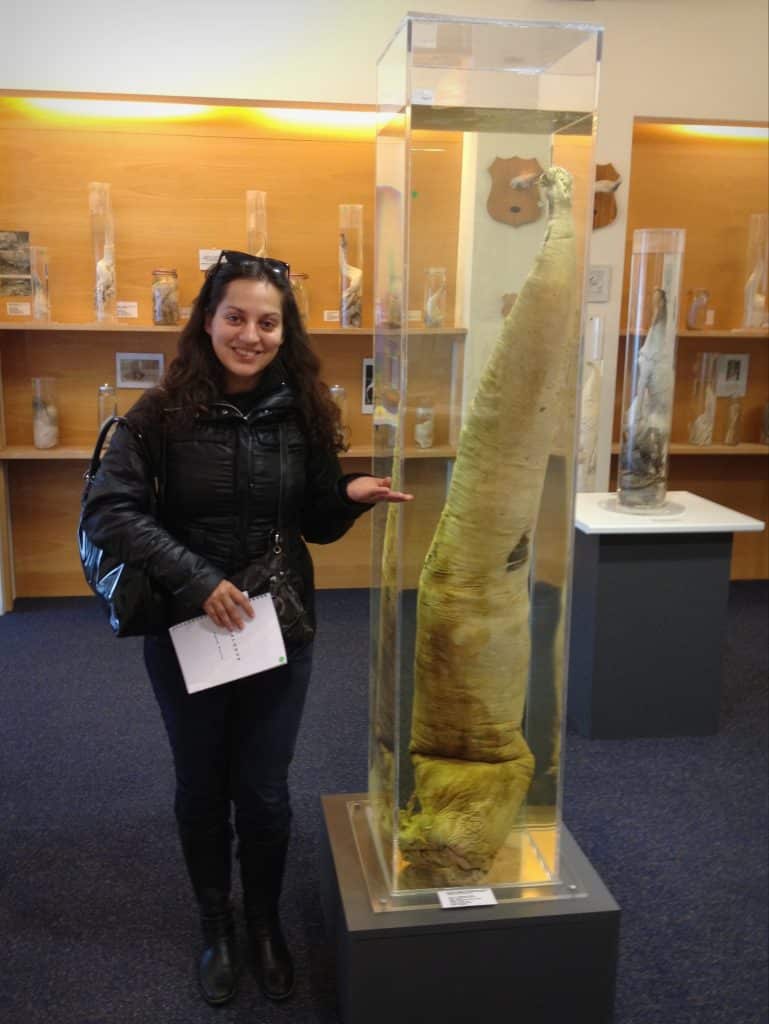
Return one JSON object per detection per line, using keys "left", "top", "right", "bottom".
{"left": 676, "top": 328, "right": 768, "bottom": 340}
{"left": 0, "top": 443, "right": 458, "bottom": 462}
{"left": 341, "top": 444, "right": 456, "bottom": 460}
{"left": 0, "top": 321, "right": 181, "bottom": 332}
{"left": 611, "top": 442, "right": 769, "bottom": 456}
{"left": 0, "top": 321, "right": 467, "bottom": 337}
{"left": 0, "top": 445, "right": 92, "bottom": 460}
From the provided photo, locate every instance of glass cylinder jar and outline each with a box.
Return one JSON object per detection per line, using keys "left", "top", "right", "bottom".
{"left": 743, "top": 212, "right": 768, "bottom": 329}
{"left": 32, "top": 377, "right": 59, "bottom": 449}
{"left": 685, "top": 288, "right": 709, "bottom": 330}
{"left": 30, "top": 245, "right": 50, "bottom": 322}
{"left": 88, "top": 181, "right": 116, "bottom": 322}
{"left": 290, "top": 273, "right": 310, "bottom": 323}
{"left": 423, "top": 267, "right": 447, "bottom": 327}
{"left": 98, "top": 382, "right": 117, "bottom": 432}
{"left": 414, "top": 398, "right": 435, "bottom": 449}
{"left": 577, "top": 314, "right": 603, "bottom": 491}
{"left": 339, "top": 204, "right": 363, "bottom": 327}
{"left": 246, "top": 190, "right": 268, "bottom": 256}
{"left": 687, "top": 352, "right": 718, "bottom": 446}
{"left": 723, "top": 396, "right": 743, "bottom": 446}
{"left": 617, "top": 227, "right": 686, "bottom": 512}
{"left": 329, "top": 384, "right": 351, "bottom": 446}
{"left": 152, "top": 268, "right": 180, "bottom": 325}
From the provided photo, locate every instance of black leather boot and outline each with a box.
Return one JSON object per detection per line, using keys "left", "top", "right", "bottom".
{"left": 197, "top": 888, "right": 240, "bottom": 1006}
{"left": 179, "top": 825, "right": 239, "bottom": 1005}
{"left": 239, "top": 834, "right": 294, "bottom": 1001}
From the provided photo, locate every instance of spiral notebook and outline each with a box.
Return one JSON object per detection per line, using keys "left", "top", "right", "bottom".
{"left": 168, "top": 593, "right": 287, "bottom": 694}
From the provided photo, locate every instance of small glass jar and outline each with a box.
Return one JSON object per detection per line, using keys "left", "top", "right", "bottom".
{"left": 32, "top": 377, "right": 59, "bottom": 449}
{"left": 290, "top": 273, "right": 310, "bottom": 323}
{"left": 685, "top": 288, "right": 709, "bottom": 330}
{"left": 414, "top": 398, "right": 435, "bottom": 449}
{"left": 423, "top": 267, "right": 447, "bottom": 327}
{"left": 98, "top": 382, "right": 117, "bottom": 432}
{"left": 152, "top": 268, "right": 180, "bottom": 326}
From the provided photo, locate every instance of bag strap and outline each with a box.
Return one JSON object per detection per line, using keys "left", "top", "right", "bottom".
{"left": 84, "top": 415, "right": 166, "bottom": 509}
{"left": 274, "top": 421, "right": 287, "bottom": 546}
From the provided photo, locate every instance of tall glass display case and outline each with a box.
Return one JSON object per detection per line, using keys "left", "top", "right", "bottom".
{"left": 360, "top": 14, "right": 601, "bottom": 908}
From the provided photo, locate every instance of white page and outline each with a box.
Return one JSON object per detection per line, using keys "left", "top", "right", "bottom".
{"left": 169, "top": 593, "right": 287, "bottom": 694}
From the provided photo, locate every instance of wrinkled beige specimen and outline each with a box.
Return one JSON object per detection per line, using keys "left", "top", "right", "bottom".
{"left": 399, "top": 167, "right": 578, "bottom": 885}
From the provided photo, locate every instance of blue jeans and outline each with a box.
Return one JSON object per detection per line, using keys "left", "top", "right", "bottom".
{"left": 144, "top": 634, "right": 313, "bottom": 893}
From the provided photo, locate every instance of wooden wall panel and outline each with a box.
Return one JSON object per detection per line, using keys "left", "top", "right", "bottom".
{"left": 0, "top": 99, "right": 463, "bottom": 331}
{"left": 622, "top": 124, "right": 769, "bottom": 331}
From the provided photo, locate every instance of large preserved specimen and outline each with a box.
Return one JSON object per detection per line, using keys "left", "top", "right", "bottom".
{"left": 617, "top": 229, "right": 686, "bottom": 511}
{"left": 88, "top": 182, "right": 116, "bottom": 322}
{"left": 395, "top": 168, "right": 578, "bottom": 885}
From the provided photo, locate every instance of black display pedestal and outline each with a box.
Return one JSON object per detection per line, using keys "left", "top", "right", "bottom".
{"left": 319, "top": 793, "right": 620, "bottom": 1024}
{"left": 568, "top": 528, "right": 733, "bottom": 738}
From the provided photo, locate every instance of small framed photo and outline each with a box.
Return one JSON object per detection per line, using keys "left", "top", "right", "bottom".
{"left": 715, "top": 353, "right": 749, "bottom": 398}
{"left": 116, "top": 352, "right": 165, "bottom": 389}
{"left": 587, "top": 265, "right": 611, "bottom": 303}
{"left": 362, "top": 358, "right": 374, "bottom": 414}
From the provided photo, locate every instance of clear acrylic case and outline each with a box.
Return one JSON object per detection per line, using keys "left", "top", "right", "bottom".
{"left": 361, "top": 13, "right": 601, "bottom": 910}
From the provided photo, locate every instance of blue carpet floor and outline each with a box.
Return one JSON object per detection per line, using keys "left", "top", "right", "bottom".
{"left": 1, "top": 582, "right": 766, "bottom": 1024}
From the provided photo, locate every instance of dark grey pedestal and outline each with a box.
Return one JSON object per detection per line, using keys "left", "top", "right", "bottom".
{"left": 568, "top": 528, "right": 733, "bottom": 738}
{"left": 320, "top": 793, "right": 620, "bottom": 1024}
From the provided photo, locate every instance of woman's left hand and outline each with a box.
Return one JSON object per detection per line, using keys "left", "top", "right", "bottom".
{"left": 346, "top": 475, "right": 414, "bottom": 504}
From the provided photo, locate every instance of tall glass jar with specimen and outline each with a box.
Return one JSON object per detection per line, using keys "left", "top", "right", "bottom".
{"left": 88, "top": 182, "right": 117, "bottom": 322}
{"left": 30, "top": 245, "right": 50, "bottom": 321}
{"left": 339, "top": 203, "right": 363, "bottom": 327}
{"left": 423, "top": 267, "right": 447, "bottom": 327}
{"left": 687, "top": 352, "right": 718, "bottom": 446}
{"left": 743, "top": 212, "right": 768, "bottom": 329}
{"left": 617, "top": 228, "right": 686, "bottom": 511}
{"left": 577, "top": 315, "right": 603, "bottom": 491}
{"left": 245, "top": 190, "right": 268, "bottom": 256}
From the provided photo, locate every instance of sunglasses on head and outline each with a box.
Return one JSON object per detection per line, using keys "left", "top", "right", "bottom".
{"left": 210, "top": 249, "right": 291, "bottom": 282}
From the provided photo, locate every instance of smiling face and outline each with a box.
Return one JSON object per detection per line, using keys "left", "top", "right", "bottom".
{"left": 205, "top": 277, "right": 284, "bottom": 392}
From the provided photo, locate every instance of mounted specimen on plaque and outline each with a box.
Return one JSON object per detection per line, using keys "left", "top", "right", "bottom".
{"left": 486, "top": 156, "right": 543, "bottom": 228}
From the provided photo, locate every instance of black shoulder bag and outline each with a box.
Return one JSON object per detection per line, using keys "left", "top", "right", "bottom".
{"left": 232, "top": 421, "right": 315, "bottom": 652}
{"left": 77, "top": 416, "right": 168, "bottom": 637}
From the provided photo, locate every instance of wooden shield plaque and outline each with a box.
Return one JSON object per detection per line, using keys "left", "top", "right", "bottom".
{"left": 486, "top": 156, "right": 544, "bottom": 228}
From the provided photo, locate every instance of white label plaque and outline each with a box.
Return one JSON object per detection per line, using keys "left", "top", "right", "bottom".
{"left": 437, "top": 888, "right": 497, "bottom": 910}
{"left": 323, "top": 310, "right": 340, "bottom": 322}
{"left": 116, "top": 301, "right": 138, "bottom": 318}
{"left": 6, "top": 301, "right": 31, "bottom": 316}
{"left": 199, "top": 248, "right": 221, "bottom": 271}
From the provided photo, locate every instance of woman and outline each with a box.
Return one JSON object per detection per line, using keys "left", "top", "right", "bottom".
{"left": 81, "top": 250, "right": 411, "bottom": 1006}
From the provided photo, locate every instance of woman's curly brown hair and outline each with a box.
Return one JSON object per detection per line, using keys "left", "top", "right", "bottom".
{"left": 159, "top": 258, "right": 344, "bottom": 452}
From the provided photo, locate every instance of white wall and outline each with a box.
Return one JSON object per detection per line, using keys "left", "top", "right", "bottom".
{"left": 3, "top": 0, "right": 768, "bottom": 488}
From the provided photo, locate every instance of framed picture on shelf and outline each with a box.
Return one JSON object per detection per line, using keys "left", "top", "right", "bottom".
{"left": 362, "top": 357, "right": 374, "bottom": 413}
{"left": 116, "top": 352, "right": 165, "bottom": 389}
{"left": 715, "top": 353, "right": 749, "bottom": 397}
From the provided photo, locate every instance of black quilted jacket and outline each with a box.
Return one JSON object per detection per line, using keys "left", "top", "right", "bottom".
{"left": 80, "top": 359, "right": 370, "bottom": 620}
